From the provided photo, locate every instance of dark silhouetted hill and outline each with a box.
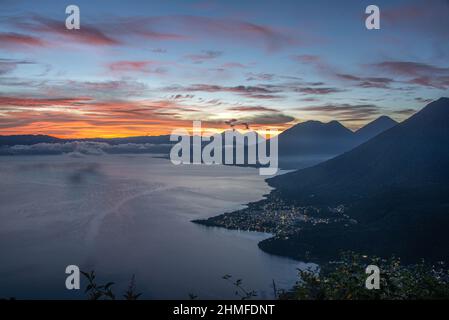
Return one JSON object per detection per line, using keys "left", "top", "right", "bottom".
{"left": 262, "top": 98, "right": 449, "bottom": 262}
{"left": 278, "top": 117, "right": 397, "bottom": 169}
{"left": 279, "top": 120, "right": 354, "bottom": 155}
{"left": 0, "top": 135, "right": 61, "bottom": 146}
{"left": 354, "top": 115, "right": 397, "bottom": 143}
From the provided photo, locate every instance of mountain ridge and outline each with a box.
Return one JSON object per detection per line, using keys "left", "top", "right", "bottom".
{"left": 354, "top": 115, "right": 398, "bottom": 142}
{"left": 261, "top": 97, "right": 449, "bottom": 262}
{"left": 278, "top": 116, "right": 399, "bottom": 168}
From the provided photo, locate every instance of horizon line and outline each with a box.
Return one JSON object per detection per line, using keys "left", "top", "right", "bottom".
{"left": 0, "top": 115, "right": 402, "bottom": 140}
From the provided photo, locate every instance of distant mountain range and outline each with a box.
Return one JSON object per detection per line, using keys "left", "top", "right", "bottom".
{"left": 278, "top": 116, "right": 398, "bottom": 169}
{"left": 261, "top": 97, "right": 449, "bottom": 262}
{"left": 353, "top": 115, "right": 398, "bottom": 144}
{"left": 0, "top": 116, "right": 398, "bottom": 170}
{"left": 0, "top": 134, "right": 62, "bottom": 146}
{"left": 279, "top": 120, "right": 354, "bottom": 156}
{"left": 0, "top": 134, "right": 172, "bottom": 146}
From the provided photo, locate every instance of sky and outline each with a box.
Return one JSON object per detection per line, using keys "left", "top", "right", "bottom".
{"left": 0, "top": 0, "right": 448, "bottom": 138}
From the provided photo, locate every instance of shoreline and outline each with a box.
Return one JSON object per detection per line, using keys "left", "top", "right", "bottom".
{"left": 191, "top": 187, "right": 307, "bottom": 262}
{"left": 191, "top": 173, "right": 354, "bottom": 264}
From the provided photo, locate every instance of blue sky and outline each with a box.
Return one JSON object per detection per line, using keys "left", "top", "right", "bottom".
{"left": 0, "top": 0, "right": 448, "bottom": 137}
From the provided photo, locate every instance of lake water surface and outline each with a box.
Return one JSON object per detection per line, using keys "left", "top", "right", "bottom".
{"left": 0, "top": 154, "right": 309, "bottom": 299}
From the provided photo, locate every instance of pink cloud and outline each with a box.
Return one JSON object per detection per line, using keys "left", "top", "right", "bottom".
{"left": 0, "top": 96, "right": 93, "bottom": 108}
{"left": 12, "top": 16, "right": 119, "bottom": 46}
{"left": 0, "top": 32, "right": 48, "bottom": 48}
{"left": 372, "top": 61, "right": 449, "bottom": 89}
{"left": 374, "top": 61, "right": 449, "bottom": 77}
{"left": 107, "top": 60, "right": 168, "bottom": 74}
{"left": 8, "top": 14, "right": 301, "bottom": 50}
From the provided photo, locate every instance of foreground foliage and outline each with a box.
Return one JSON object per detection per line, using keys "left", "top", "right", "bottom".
{"left": 82, "top": 271, "right": 142, "bottom": 300}
{"left": 281, "top": 252, "right": 449, "bottom": 300}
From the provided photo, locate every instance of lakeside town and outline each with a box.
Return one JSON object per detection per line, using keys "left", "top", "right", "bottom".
{"left": 193, "top": 194, "right": 357, "bottom": 238}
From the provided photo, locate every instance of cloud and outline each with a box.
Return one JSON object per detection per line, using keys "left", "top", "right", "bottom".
{"left": 336, "top": 73, "right": 394, "bottom": 89}
{"left": 0, "top": 90, "right": 296, "bottom": 136}
{"left": 169, "top": 94, "right": 195, "bottom": 100}
{"left": 0, "top": 79, "right": 149, "bottom": 100}
{"left": 293, "top": 55, "right": 400, "bottom": 90}
{"left": 168, "top": 81, "right": 341, "bottom": 100}
{"left": 294, "top": 87, "right": 343, "bottom": 95}
{"left": 170, "top": 84, "right": 283, "bottom": 99}
{"left": 291, "top": 54, "right": 331, "bottom": 74}
{"left": 393, "top": 108, "right": 417, "bottom": 116}
{"left": 14, "top": 16, "right": 120, "bottom": 46}
{"left": 0, "top": 32, "right": 48, "bottom": 48}
{"left": 58, "top": 80, "right": 149, "bottom": 99}
{"left": 185, "top": 50, "right": 223, "bottom": 63}
{"left": 298, "top": 103, "right": 381, "bottom": 120}
{"left": 383, "top": 0, "right": 449, "bottom": 39}
{"left": 373, "top": 61, "right": 449, "bottom": 77}
{"left": 5, "top": 13, "right": 301, "bottom": 51}
{"left": 0, "top": 63, "right": 15, "bottom": 75}
{"left": 0, "top": 141, "right": 172, "bottom": 156}
{"left": 243, "top": 94, "right": 282, "bottom": 100}
{"left": 192, "top": 16, "right": 297, "bottom": 50}
{"left": 107, "top": 60, "right": 168, "bottom": 74}
{"left": 0, "top": 94, "right": 251, "bottom": 137}
{"left": 72, "top": 80, "right": 147, "bottom": 91}
{"left": 292, "top": 55, "right": 385, "bottom": 90}
{"left": 109, "top": 61, "right": 153, "bottom": 72}
{"left": 0, "top": 96, "right": 92, "bottom": 108}
{"left": 222, "top": 62, "right": 247, "bottom": 69}
{"left": 414, "top": 97, "right": 433, "bottom": 104}
{"left": 241, "top": 113, "right": 295, "bottom": 125}
{"left": 199, "top": 85, "right": 273, "bottom": 94}
{"left": 292, "top": 54, "right": 321, "bottom": 63}
{"left": 228, "top": 106, "right": 280, "bottom": 112}
{"left": 0, "top": 58, "right": 34, "bottom": 75}
{"left": 408, "top": 76, "right": 449, "bottom": 89}
{"left": 8, "top": 14, "right": 187, "bottom": 48}
{"left": 151, "top": 48, "right": 167, "bottom": 53}
{"left": 295, "top": 55, "right": 449, "bottom": 90}
{"left": 0, "top": 79, "right": 150, "bottom": 100}
{"left": 246, "top": 73, "right": 275, "bottom": 81}
{"left": 372, "top": 61, "right": 449, "bottom": 89}
{"left": 0, "top": 96, "right": 172, "bottom": 126}
{"left": 145, "top": 15, "right": 299, "bottom": 51}
{"left": 99, "top": 16, "right": 188, "bottom": 41}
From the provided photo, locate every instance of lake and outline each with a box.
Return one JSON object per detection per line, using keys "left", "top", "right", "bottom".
{"left": 0, "top": 154, "right": 310, "bottom": 299}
